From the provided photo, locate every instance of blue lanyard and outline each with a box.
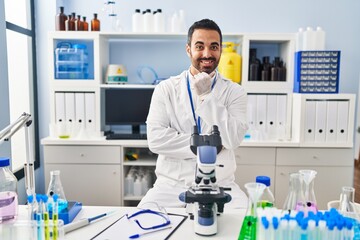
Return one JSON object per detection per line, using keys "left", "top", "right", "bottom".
{"left": 186, "top": 72, "right": 217, "bottom": 133}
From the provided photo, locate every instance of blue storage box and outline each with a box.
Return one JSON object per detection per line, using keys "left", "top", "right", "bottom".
{"left": 294, "top": 51, "right": 340, "bottom": 93}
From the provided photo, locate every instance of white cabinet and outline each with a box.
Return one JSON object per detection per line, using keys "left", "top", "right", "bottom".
{"left": 275, "top": 148, "right": 353, "bottom": 209}
{"left": 234, "top": 147, "right": 276, "bottom": 194}
{"left": 43, "top": 145, "right": 122, "bottom": 206}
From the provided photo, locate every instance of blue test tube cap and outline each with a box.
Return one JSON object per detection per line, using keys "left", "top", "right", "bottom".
{"left": 300, "top": 218, "right": 308, "bottom": 230}
{"left": 281, "top": 213, "right": 291, "bottom": 221}
{"left": 27, "top": 195, "right": 34, "bottom": 204}
{"left": 345, "top": 218, "right": 354, "bottom": 230}
{"left": 42, "top": 194, "right": 49, "bottom": 203}
{"left": 272, "top": 217, "right": 279, "bottom": 230}
{"left": 36, "top": 194, "right": 42, "bottom": 203}
{"left": 53, "top": 194, "right": 59, "bottom": 202}
{"left": 261, "top": 216, "right": 269, "bottom": 229}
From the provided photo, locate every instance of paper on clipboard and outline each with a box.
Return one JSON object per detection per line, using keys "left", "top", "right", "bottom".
{"left": 91, "top": 209, "right": 187, "bottom": 240}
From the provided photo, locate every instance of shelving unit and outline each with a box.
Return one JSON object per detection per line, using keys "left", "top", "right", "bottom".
{"left": 42, "top": 31, "right": 355, "bottom": 208}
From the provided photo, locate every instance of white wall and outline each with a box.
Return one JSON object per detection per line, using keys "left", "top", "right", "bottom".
{"left": 34, "top": 0, "right": 360, "bottom": 194}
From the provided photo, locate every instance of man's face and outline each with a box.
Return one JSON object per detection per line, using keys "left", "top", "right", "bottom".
{"left": 186, "top": 29, "right": 222, "bottom": 75}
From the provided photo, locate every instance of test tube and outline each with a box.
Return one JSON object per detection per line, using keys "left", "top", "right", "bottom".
{"left": 53, "top": 194, "right": 59, "bottom": 240}
{"left": 24, "top": 163, "right": 35, "bottom": 196}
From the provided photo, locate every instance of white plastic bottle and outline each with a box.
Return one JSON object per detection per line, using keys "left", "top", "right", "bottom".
{"left": 315, "top": 26, "right": 326, "bottom": 50}
{"left": 154, "top": 9, "right": 165, "bottom": 33}
{"left": 132, "top": 9, "right": 143, "bottom": 32}
{"left": 143, "top": 9, "right": 153, "bottom": 33}
{"left": 303, "top": 27, "right": 316, "bottom": 51}
{"left": 170, "top": 12, "right": 179, "bottom": 33}
{"left": 0, "top": 157, "right": 18, "bottom": 222}
{"left": 133, "top": 178, "right": 142, "bottom": 196}
{"left": 178, "top": 9, "right": 186, "bottom": 32}
{"left": 295, "top": 27, "right": 304, "bottom": 52}
{"left": 125, "top": 174, "right": 134, "bottom": 196}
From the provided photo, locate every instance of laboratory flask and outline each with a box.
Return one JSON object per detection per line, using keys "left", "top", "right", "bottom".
{"left": 238, "top": 182, "right": 266, "bottom": 240}
{"left": 338, "top": 186, "right": 360, "bottom": 219}
{"left": 218, "top": 42, "right": 242, "bottom": 83}
{"left": 47, "top": 170, "right": 68, "bottom": 212}
{"left": 299, "top": 169, "right": 318, "bottom": 213}
{"left": 282, "top": 172, "right": 306, "bottom": 213}
{"left": 255, "top": 175, "right": 275, "bottom": 208}
{"left": 0, "top": 157, "right": 18, "bottom": 222}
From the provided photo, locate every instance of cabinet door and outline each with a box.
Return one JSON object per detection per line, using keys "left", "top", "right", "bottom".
{"left": 45, "top": 164, "right": 122, "bottom": 206}
{"left": 275, "top": 166, "right": 353, "bottom": 210}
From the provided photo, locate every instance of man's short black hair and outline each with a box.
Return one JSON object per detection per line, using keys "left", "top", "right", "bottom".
{"left": 187, "top": 19, "right": 222, "bottom": 46}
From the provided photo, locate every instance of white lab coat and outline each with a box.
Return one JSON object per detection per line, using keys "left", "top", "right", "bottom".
{"left": 139, "top": 70, "right": 249, "bottom": 208}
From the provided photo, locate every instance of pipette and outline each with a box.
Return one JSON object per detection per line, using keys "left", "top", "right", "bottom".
{"left": 63, "top": 211, "right": 116, "bottom": 233}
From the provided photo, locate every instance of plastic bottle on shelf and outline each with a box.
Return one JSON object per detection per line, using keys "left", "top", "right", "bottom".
{"left": 248, "top": 48, "right": 261, "bottom": 81}
{"left": 154, "top": 9, "right": 165, "bottom": 33}
{"left": 0, "top": 157, "right": 18, "bottom": 222}
{"left": 170, "top": 12, "right": 180, "bottom": 33}
{"left": 91, "top": 13, "right": 100, "bottom": 31}
{"left": 178, "top": 9, "right": 186, "bottom": 32}
{"left": 295, "top": 27, "right": 304, "bottom": 52}
{"left": 218, "top": 42, "right": 242, "bottom": 83}
{"left": 132, "top": 9, "right": 143, "bottom": 32}
{"left": 315, "top": 26, "right": 326, "bottom": 50}
{"left": 143, "top": 9, "right": 153, "bottom": 32}
{"left": 303, "top": 27, "right": 316, "bottom": 50}
{"left": 55, "top": 6, "right": 68, "bottom": 31}
{"left": 256, "top": 176, "right": 275, "bottom": 208}
{"left": 125, "top": 173, "right": 134, "bottom": 196}
{"left": 133, "top": 178, "right": 142, "bottom": 196}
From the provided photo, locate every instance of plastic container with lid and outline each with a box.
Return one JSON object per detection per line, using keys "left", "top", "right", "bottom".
{"left": 0, "top": 157, "right": 19, "bottom": 222}
{"left": 256, "top": 175, "right": 275, "bottom": 208}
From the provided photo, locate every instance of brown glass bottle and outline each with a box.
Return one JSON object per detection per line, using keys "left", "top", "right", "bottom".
{"left": 55, "top": 6, "right": 67, "bottom": 31}
{"left": 91, "top": 13, "right": 100, "bottom": 31}
{"left": 67, "top": 12, "right": 76, "bottom": 31}
{"left": 76, "top": 15, "right": 82, "bottom": 31}
{"left": 82, "top": 16, "right": 89, "bottom": 31}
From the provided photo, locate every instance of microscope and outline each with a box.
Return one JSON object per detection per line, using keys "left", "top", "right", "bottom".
{"left": 179, "top": 125, "right": 232, "bottom": 236}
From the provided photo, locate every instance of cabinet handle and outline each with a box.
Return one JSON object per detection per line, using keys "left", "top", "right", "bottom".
{"left": 280, "top": 172, "right": 285, "bottom": 176}
{"left": 113, "top": 171, "right": 117, "bottom": 175}
{"left": 313, "top": 155, "right": 318, "bottom": 160}
{"left": 80, "top": 153, "right": 85, "bottom": 157}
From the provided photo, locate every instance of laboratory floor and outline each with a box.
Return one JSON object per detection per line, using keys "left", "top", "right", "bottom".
{"left": 354, "top": 159, "right": 360, "bottom": 202}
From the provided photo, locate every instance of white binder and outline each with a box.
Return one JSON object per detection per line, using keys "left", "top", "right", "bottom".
{"left": 75, "top": 92, "right": 86, "bottom": 128}
{"left": 314, "top": 100, "right": 327, "bottom": 142}
{"left": 55, "top": 92, "right": 66, "bottom": 124}
{"left": 336, "top": 100, "right": 349, "bottom": 142}
{"left": 276, "top": 95, "right": 287, "bottom": 140}
{"left": 266, "top": 95, "right": 277, "bottom": 140}
{"left": 246, "top": 94, "right": 257, "bottom": 140}
{"left": 325, "top": 101, "right": 338, "bottom": 142}
{"left": 85, "top": 92, "right": 96, "bottom": 132}
{"left": 65, "top": 92, "right": 75, "bottom": 124}
{"left": 256, "top": 95, "right": 267, "bottom": 140}
{"left": 304, "top": 100, "right": 316, "bottom": 142}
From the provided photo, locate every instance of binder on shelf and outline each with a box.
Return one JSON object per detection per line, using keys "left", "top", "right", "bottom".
{"left": 336, "top": 100, "right": 349, "bottom": 142}
{"left": 266, "top": 95, "right": 277, "bottom": 140}
{"left": 75, "top": 92, "right": 86, "bottom": 128}
{"left": 304, "top": 100, "right": 316, "bottom": 142}
{"left": 314, "top": 101, "right": 327, "bottom": 142}
{"left": 325, "top": 101, "right": 337, "bottom": 142}
{"left": 85, "top": 92, "right": 96, "bottom": 132}
{"left": 55, "top": 92, "right": 66, "bottom": 124}
{"left": 276, "top": 95, "right": 287, "bottom": 140}
{"left": 256, "top": 95, "right": 267, "bottom": 140}
{"left": 246, "top": 94, "right": 257, "bottom": 140}
{"left": 65, "top": 92, "right": 76, "bottom": 124}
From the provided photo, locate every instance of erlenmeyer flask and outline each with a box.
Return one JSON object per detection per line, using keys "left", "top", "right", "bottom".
{"left": 338, "top": 186, "right": 359, "bottom": 219}
{"left": 299, "top": 169, "right": 318, "bottom": 213}
{"left": 283, "top": 172, "right": 306, "bottom": 213}
{"left": 238, "top": 182, "right": 266, "bottom": 240}
{"left": 47, "top": 170, "right": 68, "bottom": 212}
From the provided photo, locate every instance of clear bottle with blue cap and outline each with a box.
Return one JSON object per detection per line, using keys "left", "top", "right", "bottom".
{"left": 0, "top": 157, "right": 18, "bottom": 222}
{"left": 256, "top": 175, "right": 275, "bottom": 208}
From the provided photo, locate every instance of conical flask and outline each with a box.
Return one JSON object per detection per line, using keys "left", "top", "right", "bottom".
{"left": 47, "top": 170, "right": 68, "bottom": 212}
{"left": 283, "top": 172, "right": 306, "bottom": 213}
{"left": 299, "top": 169, "right": 318, "bottom": 213}
{"left": 238, "top": 182, "right": 266, "bottom": 240}
{"left": 338, "top": 186, "right": 359, "bottom": 219}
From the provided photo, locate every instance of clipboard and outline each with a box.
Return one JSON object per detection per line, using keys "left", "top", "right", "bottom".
{"left": 90, "top": 210, "right": 187, "bottom": 240}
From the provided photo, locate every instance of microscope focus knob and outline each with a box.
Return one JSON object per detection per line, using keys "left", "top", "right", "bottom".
{"left": 203, "top": 179, "right": 210, "bottom": 185}
{"left": 211, "top": 177, "right": 216, "bottom": 183}
{"left": 195, "top": 177, "right": 202, "bottom": 184}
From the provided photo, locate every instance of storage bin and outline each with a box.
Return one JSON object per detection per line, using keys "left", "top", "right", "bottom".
{"left": 54, "top": 42, "right": 89, "bottom": 79}
{"left": 294, "top": 51, "right": 340, "bottom": 93}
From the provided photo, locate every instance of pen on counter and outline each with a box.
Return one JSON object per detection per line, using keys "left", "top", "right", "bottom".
{"left": 129, "top": 225, "right": 172, "bottom": 239}
{"left": 63, "top": 211, "right": 116, "bottom": 234}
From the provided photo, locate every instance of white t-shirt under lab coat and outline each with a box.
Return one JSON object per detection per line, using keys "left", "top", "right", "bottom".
{"left": 139, "top": 70, "right": 249, "bottom": 208}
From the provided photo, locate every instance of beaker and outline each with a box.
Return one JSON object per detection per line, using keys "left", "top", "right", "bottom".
{"left": 338, "top": 186, "right": 360, "bottom": 220}
{"left": 283, "top": 172, "right": 306, "bottom": 213}
{"left": 238, "top": 182, "right": 266, "bottom": 240}
{"left": 47, "top": 170, "right": 68, "bottom": 212}
{"left": 299, "top": 169, "right": 318, "bottom": 213}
